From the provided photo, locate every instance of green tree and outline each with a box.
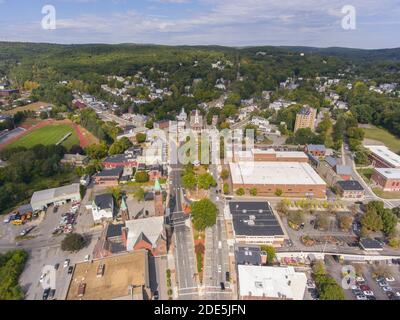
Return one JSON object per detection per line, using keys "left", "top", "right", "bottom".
{"left": 61, "top": 233, "right": 85, "bottom": 252}
{"left": 85, "top": 143, "right": 108, "bottom": 160}
{"left": 108, "top": 137, "right": 133, "bottom": 155}
{"left": 198, "top": 173, "right": 216, "bottom": 190}
{"left": 361, "top": 210, "right": 383, "bottom": 233}
{"left": 135, "top": 171, "right": 150, "bottom": 183}
{"left": 315, "top": 214, "right": 329, "bottom": 231}
{"left": 236, "top": 188, "right": 245, "bottom": 196}
{"left": 220, "top": 168, "right": 230, "bottom": 180}
{"left": 288, "top": 211, "right": 304, "bottom": 226}
{"left": 134, "top": 188, "right": 145, "bottom": 202}
{"left": 275, "top": 188, "right": 283, "bottom": 197}
{"left": 223, "top": 183, "right": 229, "bottom": 195}
{"left": 249, "top": 188, "right": 258, "bottom": 196}
{"left": 338, "top": 214, "right": 353, "bottom": 231}
{"left": 191, "top": 199, "right": 218, "bottom": 230}
{"left": 0, "top": 250, "right": 28, "bottom": 300}
{"left": 182, "top": 171, "right": 197, "bottom": 190}
{"left": 136, "top": 133, "right": 147, "bottom": 143}
{"left": 260, "top": 245, "right": 276, "bottom": 265}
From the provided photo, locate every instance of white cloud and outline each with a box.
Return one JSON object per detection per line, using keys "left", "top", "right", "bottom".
{"left": 0, "top": 0, "right": 399, "bottom": 48}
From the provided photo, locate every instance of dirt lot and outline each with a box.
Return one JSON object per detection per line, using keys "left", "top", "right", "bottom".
{"left": 4, "top": 102, "right": 52, "bottom": 115}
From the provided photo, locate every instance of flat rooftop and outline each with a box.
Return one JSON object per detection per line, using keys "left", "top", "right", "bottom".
{"left": 365, "top": 145, "right": 400, "bottom": 168}
{"left": 374, "top": 167, "right": 400, "bottom": 180}
{"left": 238, "top": 265, "right": 307, "bottom": 300}
{"left": 229, "top": 201, "right": 284, "bottom": 237}
{"left": 229, "top": 161, "right": 326, "bottom": 186}
{"left": 66, "top": 250, "right": 149, "bottom": 300}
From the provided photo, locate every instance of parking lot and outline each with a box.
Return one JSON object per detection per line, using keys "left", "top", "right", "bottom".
{"left": 1, "top": 190, "right": 101, "bottom": 300}
{"left": 325, "top": 255, "right": 400, "bottom": 300}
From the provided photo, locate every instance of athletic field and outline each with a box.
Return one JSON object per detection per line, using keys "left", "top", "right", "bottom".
{"left": 6, "top": 124, "right": 79, "bottom": 149}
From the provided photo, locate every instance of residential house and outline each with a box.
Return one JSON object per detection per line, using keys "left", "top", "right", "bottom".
{"left": 94, "top": 167, "right": 123, "bottom": 186}
{"left": 61, "top": 154, "right": 89, "bottom": 167}
{"left": 305, "top": 145, "right": 326, "bottom": 157}
{"left": 92, "top": 194, "right": 114, "bottom": 223}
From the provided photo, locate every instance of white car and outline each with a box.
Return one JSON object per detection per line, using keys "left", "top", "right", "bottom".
{"left": 385, "top": 277, "right": 395, "bottom": 282}
{"left": 217, "top": 265, "right": 222, "bottom": 273}
{"left": 355, "top": 276, "right": 365, "bottom": 282}
{"left": 395, "top": 291, "right": 400, "bottom": 297}
{"left": 363, "top": 290, "right": 374, "bottom": 296}
{"left": 356, "top": 295, "right": 367, "bottom": 300}
{"left": 84, "top": 255, "right": 90, "bottom": 262}
{"left": 63, "top": 259, "right": 70, "bottom": 268}
{"left": 382, "top": 286, "right": 392, "bottom": 292}
{"left": 3, "top": 216, "right": 10, "bottom": 224}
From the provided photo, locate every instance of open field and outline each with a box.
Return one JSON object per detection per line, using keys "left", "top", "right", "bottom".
{"left": 6, "top": 124, "right": 79, "bottom": 149}
{"left": 363, "top": 126, "right": 400, "bottom": 153}
{"left": 3, "top": 101, "right": 52, "bottom": 115}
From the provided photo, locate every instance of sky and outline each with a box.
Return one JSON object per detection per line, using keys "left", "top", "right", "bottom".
{"left": 0, "top": 0, "right": 399, "bottom": 49}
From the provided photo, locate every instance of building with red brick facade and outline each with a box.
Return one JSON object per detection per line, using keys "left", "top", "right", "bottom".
{"left": 234, "top": 149, "right": 308, "bottom": 163}
{"left": 371, "top": 168, "right": 400, "bottom": 191}
{"left": 365, "top": 145, "right": 400, "bottom": 168}
{"left": 229, "top": 161, "right": 326, "bottom": 198}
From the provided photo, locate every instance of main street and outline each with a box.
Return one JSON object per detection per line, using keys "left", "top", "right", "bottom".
{"left": 169, "top": 163, "right": 199, "bottom": 300}
{"left": 202, "top": 164, "right": 232, "bottom": 300}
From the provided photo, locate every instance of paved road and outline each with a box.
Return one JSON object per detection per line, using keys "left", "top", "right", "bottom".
{"left": 343, "top": 141, "right": 400, "bottom": 208}
{"left": 169, "top": 163, "right": 199, "bottom": 300}
{"left": 203, "top": 164, "right": 232, "bottom": 299}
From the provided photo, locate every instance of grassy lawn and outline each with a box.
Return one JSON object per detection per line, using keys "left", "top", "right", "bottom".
{"left": 7, "top": 125, "right": 79, "bottom": 149}
{"left": 357, "top": 168, "right": 374, "bottom": 183}
{"left": 372, "top": 188, "right": 400, "bottom": 199}
{"left": 363, "top": 126, "right": 400, "bottom": 153}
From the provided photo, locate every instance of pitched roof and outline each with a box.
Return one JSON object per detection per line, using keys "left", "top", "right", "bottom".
{"left": 307, "top": 144, "right": 326, "bottom": 152}
{"left": 335, "top": 165, "right": 352, "bottom": 175}
{"left": 125, "top": 216, "right": 164, "bottom": 250}
{"left": 94, "top": 194, "right": 114, "bottom": 210}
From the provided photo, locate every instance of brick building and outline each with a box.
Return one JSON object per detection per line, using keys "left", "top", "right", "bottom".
{"left": 294, "top": 106, "right": 317, "bottom": 132}
{"left": 335, "top": 180, "right": 365, "bottom": 199}
{"left": 94, "top": 167, "right": 123, "bottom": 186}
{"left": 371, "top": 168, "right": 400, "bottom": 191}
{"left": 229, "top": 161, "right": 326, "bottom": 198}
{"left": 365, "top": 145, "right": 400, "bottom": 168}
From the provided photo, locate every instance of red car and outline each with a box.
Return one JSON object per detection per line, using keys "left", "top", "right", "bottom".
{"left": 360, "top": 285, "right": 370, "bottom": 291}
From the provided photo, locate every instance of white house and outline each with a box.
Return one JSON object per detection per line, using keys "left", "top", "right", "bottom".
{"left": 91, "top": 194, "right": 114, "bottom": 223}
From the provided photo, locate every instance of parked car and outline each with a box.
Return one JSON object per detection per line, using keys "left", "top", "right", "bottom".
{"left": 378, "top": 280, "right": 388, "bottom": 287}
{"left": 153, "top": 291, "right": 159, "bottom": 300}
{"left": 220, "top": 282, "right": 225, "bottom": 290}
{"left": 226, "top": 272, "right": 230, "bottom": 282}
{"left": 382, "top": 286, "right": 393, "bottom": 292}
{"left": 42, "top": 288, "right": 51, "bottom": 300}
{"left": 48, "top": 289, "right": 56, "bottom": 300}
{"left": 68, "top": 266, "right": 74, "bottom": 275}
{"left": 54, "top": 263, "right": 60, "bottom": 271}
{"left": 385, "top": 276, "right": 395, "bottom": 282}
{"left": 53, "top": 206, "right": 59, "bottom": 213}
{"left": 84, "top": 255, "right": 90, "bottom": 262}
{"left": 367, "top": 296, "right": 376, "bottom": 300}
{"left": 356, "top": 276, "right": 365, "bottom": 282}
{"left": 363, "top": 290, "right": 374, "bottom": 296}
{"left": 356, "top": 294, "right": 367, "bottom": 300}
{"left": 3, "top": 216, "right": 10, "bottom": 224}
{"left": 63, "top": 259, "right": 70, "bottom": 268}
